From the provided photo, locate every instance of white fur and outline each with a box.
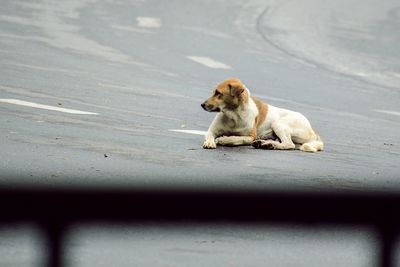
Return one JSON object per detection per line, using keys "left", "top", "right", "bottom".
{"left": 254, "top": 105, "right": 323, "bottom": 152}
{"left": 204, "top": 96, "right": 258, "bottom": 148}
{"left": 203, "top": 89, "right": 323, "bottom": 152}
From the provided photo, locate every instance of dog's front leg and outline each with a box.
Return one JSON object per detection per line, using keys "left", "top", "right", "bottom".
{"left": 203, "top": 116, "right": 222, "bottom": 149}
{"left": 203, "top": 130, "right": 217, "bottom": 149}
{"left": 216, "top": 136, "right": 255, "bottom": 146}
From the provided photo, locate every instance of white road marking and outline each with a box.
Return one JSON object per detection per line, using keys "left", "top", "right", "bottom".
{"left": 374, "top": 109, "right": 400, "bottom": 117}
{"left": 169, "top": 129, "right": 207, "bottom": 135}
{"left": 111, "top": 24, "right": 155, "bottom": 34}
{"left": 186, "top": 56, "right": 232, "bottom": 69}
{"left": 136, "top": 17, "right": 161, "bottom": 28}
{"left": 0, "top": 99, "right": 98, "bottom": 115}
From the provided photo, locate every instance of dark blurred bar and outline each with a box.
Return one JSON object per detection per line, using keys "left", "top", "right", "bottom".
{"left": 0, "top": 187, "right": 398, "bottom": 267}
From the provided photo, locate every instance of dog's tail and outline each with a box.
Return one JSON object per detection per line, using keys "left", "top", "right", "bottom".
{"left": 299, "top": 135, "right": 324, "bottom": 153}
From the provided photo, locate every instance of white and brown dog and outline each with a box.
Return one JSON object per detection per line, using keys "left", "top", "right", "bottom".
{"left": 201, "top": 77, "right": 323, "bottom": 152}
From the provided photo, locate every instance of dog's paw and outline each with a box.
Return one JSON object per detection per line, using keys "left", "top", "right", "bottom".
{"left": 252, "top": 140, "right": 263, "bottom": 149}
{"left": 203, "top": 139, "right": 216, "bottom": 149}
{"left": 252, "top": 140, "right": 275, "bottom": 150}
{"left": 215, "top": 136, "right": 230, "bottom": 146}
{"left": 262, "top": 142, "right": 275, "bottom": 150}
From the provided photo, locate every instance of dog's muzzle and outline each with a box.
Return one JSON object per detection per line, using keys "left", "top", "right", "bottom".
{"left": 201, "top": 103, "right": 220, "bottom": 112}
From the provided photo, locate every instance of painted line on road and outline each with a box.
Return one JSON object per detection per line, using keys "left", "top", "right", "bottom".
{"left": 0, "top": 98, "right": 99, "bottom": 115}
{"left": 169, "top": 129, "right": 207, "bottom": 135}
{"left": 373, "top": 109, "right": 400, "bottom": 117}
{"left": 136, "top": 17, "right": 162, "bottom": 28}
{"left": 186, "top": 56, "right": 232, "bottom": 69}
{"left": 111, "top": 24, "right": 155, "bottom": 34}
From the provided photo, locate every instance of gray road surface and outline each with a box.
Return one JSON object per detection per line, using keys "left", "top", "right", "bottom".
{"left": 0, "top": 0, "right": 399, "bottom": 191}
{"left": 1, "top": 0, "right": 400, "bottom": 266}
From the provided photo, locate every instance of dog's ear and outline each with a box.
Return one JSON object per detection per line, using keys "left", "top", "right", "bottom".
{"left": 228, "top": 82, "right": 245, "bottom": 97}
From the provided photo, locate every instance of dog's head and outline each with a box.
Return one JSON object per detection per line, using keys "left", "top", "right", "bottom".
{"left": 201, "top": 77, "right": 249, "bottom": 112}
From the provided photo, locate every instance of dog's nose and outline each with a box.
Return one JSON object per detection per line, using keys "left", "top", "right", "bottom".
{"left": 201, "top": 103, "right": 206, "bottom": 109}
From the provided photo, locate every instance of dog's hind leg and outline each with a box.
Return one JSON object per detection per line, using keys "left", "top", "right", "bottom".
{"left": 252, "top": 123, "right": 295, "bottom": 150}
{"left": 299, "top": 140, "right": 324, "bottom": 152}
{"left": 252, "top": 139, "right": 295, "bottom": 150}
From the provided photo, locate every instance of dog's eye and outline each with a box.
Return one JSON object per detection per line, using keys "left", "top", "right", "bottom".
{"left": 215, "top": 91, "right": 222, "bottom": 97}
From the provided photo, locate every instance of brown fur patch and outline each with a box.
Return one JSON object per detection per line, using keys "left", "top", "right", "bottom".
{"left": 248, "top": 97, "right": 268, "bottom": 140}
{"left": 252, "top": 96, "right": 268, "bottom": 127}
{"left": 203, "top": 77, "right": 249, "bottom": 112}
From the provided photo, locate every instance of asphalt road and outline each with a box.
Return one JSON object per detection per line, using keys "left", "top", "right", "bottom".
{"left": 0, "top": 0, "right": 399, "bottom": 191}
{"left": 0, "top": 0, "right": 399, "bottom": 266}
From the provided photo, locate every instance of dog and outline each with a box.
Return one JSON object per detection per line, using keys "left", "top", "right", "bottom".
{"left": 201, "top": 77, "right": 323, "bottom": 152}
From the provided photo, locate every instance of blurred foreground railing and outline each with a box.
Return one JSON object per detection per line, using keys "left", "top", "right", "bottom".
{"left": 0, "top": 187, "right": 399, "bottom": 267}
